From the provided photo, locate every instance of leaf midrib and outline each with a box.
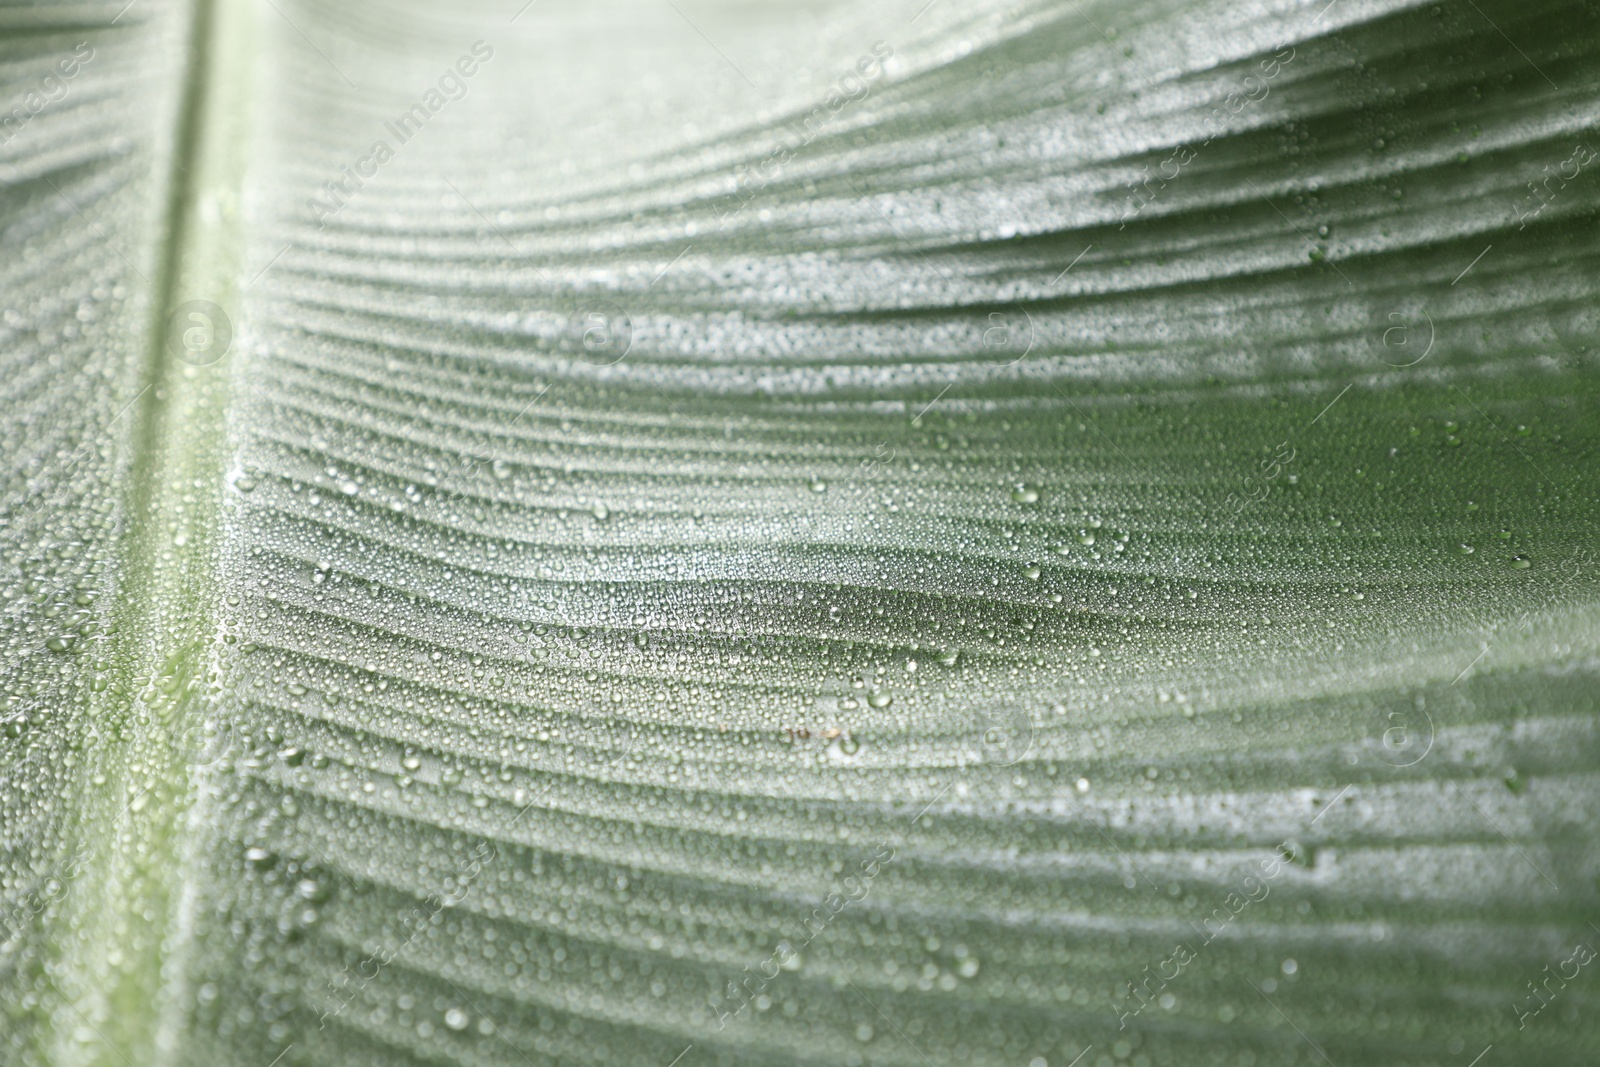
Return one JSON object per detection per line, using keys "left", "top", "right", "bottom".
{"left": 49, "top": 0, "right": 255, "bottom": 1064}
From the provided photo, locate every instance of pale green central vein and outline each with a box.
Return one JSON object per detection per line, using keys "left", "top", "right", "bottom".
{"left": 51, "top": 0, "right": 257, "bottom": 1064}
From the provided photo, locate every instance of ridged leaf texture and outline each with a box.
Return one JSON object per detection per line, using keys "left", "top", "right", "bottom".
{"left": 2, "top": 0, "right": 1598, "bottom": 1065}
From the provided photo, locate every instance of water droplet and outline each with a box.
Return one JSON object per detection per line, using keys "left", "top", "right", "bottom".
{"left": 1510, "top": 556, "right": 1531, "bottom": 568}
{"left": 1010, "top": 485, "right": 1039, "bottom": 504}
{"left": 444, "top": 1007, "right": 470, "bottom": 1031}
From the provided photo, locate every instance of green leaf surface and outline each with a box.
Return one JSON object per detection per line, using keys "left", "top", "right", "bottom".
{"left": 3, "top": 0, "right": 1598, "bottom": 1065}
